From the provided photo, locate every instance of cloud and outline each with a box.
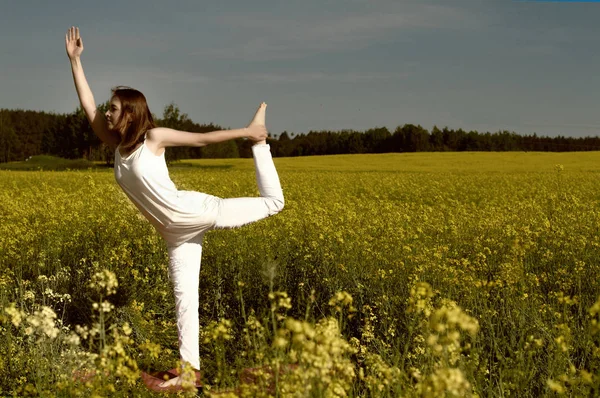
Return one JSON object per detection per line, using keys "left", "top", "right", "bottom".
{"left": 192, "top": 4, "right": 479, "bottom": 60}
{"left": 89, "top": 63, "right": 213, "bottom": 85}
{"left": 228, "top": 71, "right": 410, "bottom": 83}
{"left": 139, "top": 68, "right": 212, "bottom": 84}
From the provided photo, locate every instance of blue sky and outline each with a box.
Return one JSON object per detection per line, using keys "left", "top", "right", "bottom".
{"left": 1, "top": 0, "right": 599, "bottom": 137}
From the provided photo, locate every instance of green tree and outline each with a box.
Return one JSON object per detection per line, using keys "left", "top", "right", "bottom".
{"left": 0, "top": 111, "right": 18, "bottom": 162}
{"left": 161, "top": 102, "right": 191, "bottom": 130}
{"left": 158, "top": 103, "right": 193, "bottom": 161}
{"left": 201, "top": 140, "right": 240, "bottom": 158}
{"left": 363, "top": 127, "right": 391, "bottom": 153}
{"left": 429, "top": 126, "right": 444, "bottom": 151}
{"left": 279, "top": 131, "right": 290, "bottom": 142}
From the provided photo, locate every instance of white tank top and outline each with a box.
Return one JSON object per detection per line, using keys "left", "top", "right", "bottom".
{"left": 114, "top": 141, "right": 219, "bottom": 246}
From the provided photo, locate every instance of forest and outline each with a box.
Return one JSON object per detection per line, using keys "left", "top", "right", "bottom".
{"left": 1, "top": 104, "right": 600, "bottom": 164}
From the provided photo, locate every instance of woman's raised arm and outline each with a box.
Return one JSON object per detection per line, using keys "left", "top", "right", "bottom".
{"left": 66, "top": 26, "right": 118, "bottom": 150}
{"left": 147, "top": 102, "right": 268, "bottom": 151}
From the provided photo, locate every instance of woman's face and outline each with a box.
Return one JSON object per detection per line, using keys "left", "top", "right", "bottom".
{"left": 105, "top": 96, "right": 122, "bottom": 131}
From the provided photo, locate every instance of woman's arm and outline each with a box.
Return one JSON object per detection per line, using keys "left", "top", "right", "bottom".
{"left": 66, "top": 26, "right": 119, "bottom": 150}
{"left": 147, "top": 124, "right": 268, "bottom": 149}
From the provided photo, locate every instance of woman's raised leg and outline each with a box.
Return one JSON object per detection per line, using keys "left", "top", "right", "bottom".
{"left": 213, "top": 104, "right": 284, "bottom": 228}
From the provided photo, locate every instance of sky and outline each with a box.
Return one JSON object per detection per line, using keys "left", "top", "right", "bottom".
{"left": 1, "top": 0, "right": 600, "bottom": 138}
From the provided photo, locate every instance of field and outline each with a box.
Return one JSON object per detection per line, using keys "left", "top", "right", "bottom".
{"left": 1, "top": 152, "right": 600, "bottom": 397}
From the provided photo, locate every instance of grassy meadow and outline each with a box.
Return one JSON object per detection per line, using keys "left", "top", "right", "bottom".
{"left": 2, "top": 151, "right": 600, "bottom": 397}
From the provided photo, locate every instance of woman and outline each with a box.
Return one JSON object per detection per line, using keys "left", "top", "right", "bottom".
{"left": 65, "top": 26, "right": 284, "bottom": 389}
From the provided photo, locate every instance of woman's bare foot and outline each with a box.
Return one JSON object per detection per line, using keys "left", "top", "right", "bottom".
{"left": 248, "top": 102, "right": 267, "bottom": 145}
{"left": 159, "top": 375, "right": 182, "bottom": 388}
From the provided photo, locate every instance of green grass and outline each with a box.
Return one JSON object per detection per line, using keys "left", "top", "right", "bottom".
{"left": 177, "top": 151, "right": 600, "bottom": 173}
{"left": 0, "top": 155, "right": 98, "bottom": 171}
{"left": 2, "top": 152, "right": 600, "bottom": 397}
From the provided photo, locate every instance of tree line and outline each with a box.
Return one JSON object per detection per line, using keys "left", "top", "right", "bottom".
{"left": 0, "top": 104, "right": 242, "bottom": 164}
{"left": 1, "top": 105, "right": 600, "bottom": 163}
{"left": 269, "top": 126, "right": 600, "bottom": 157}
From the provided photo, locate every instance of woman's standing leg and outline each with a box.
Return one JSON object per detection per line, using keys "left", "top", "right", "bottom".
{"left": 167, "top": 232, "right": 204, "bottom": 371}
{"left": 159, "top": 103, "right": 284, "bottom": 388}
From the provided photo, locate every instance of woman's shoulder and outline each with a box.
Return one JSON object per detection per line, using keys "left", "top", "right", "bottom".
{"left": 146, "top": 127, "right": 174, "bottom": 141}
{"left": 145, "top": 127, "right": 158, "bottom": 139}
{"left": 144, "top": 129, "right": 167, "bottom": 156}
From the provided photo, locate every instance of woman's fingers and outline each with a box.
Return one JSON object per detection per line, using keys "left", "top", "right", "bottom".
{"left": 66, "top": 26, "right": 83, "bottom": 47}
{"left": 65, "top": 26, "right": 83, "bottom": 58}
{"left": 67, "top": 26, "right": 79, "bottom": 42}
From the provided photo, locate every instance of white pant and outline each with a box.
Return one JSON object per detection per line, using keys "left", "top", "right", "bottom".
{"left": 167, "top": 144, "right": 284, "bottom": 370}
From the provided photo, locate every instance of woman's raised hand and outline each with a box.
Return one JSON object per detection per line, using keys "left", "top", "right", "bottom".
{"left": 65, "top": 26, "right": 84, "bottom": 60}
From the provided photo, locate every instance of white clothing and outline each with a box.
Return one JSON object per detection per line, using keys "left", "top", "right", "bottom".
{"left": 114, "top": 142, "right": 220, "bottom": 246}
{"left": 168, "top": 233, "right": 204, "bottom": 370}
{"left": 214, "top": 144, "right": 285, "bottom": 228}
{"left": 114, "top": 142, "right": 284, "bottom": 370}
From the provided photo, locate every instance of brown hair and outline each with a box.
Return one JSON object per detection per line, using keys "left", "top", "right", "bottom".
{"left": 111, "top": 86, "right": 156, "bottom": 153}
